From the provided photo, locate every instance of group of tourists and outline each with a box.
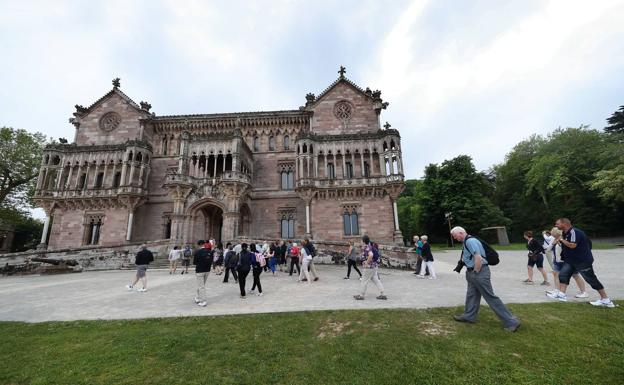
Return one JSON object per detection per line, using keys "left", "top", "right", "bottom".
{"left": 523, "top": 218, "right": 614, "bottom": 307}
{"left": 411, "top": 235, "right": 436, "bottom": 279}
{"left": 125, "top": 216, "right": 614, "bottom": 330}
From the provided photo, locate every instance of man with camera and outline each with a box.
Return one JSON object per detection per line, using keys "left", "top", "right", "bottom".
{"left": 451, "top": 226, "right": 521, "bottom": 332}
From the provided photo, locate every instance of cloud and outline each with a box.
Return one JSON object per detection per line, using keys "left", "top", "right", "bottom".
{"left": 370, "top": 0, "right": 624, "bottom": 176}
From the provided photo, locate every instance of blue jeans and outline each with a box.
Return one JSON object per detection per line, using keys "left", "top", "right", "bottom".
{"left": 558, "top": 261, "right": 604, "bottom": 291}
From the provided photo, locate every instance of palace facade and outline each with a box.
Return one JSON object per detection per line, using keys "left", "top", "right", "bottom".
{"left": 33, "top": 69, "right": 405, "bottom": 249}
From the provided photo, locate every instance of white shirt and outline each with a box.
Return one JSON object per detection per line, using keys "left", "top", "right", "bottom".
{"left": 300, "top": 246, "right": 312, "bottom": 261}
{"left": 169, "top": 249, "right": 182, "bottom": 261}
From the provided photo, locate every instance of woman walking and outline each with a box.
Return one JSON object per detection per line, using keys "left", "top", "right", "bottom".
{"left": 524, "top": 231, "right": 549, "bottom": 285}
{"left": 416, "top": 235, "right": 436, "bottom": 279}
{"left": 236, "top": 243, "right": 253, "bottom": 299}
{"left": 344, "top": 241, "right": 362, "bottom": 280}
{"left": 250, "top": 243, "right": 264, "bottom": 296}
{"left": 353, "top": 235, "right": 387, "bottom": 300}
{"left": 213, "top": 242, "right": 224, "bottom": 275}
{"left": 168, "top": 245, "right": 182, "bottom": 274}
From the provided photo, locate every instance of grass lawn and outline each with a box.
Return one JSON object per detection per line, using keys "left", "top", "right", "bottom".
{"left": 1, "top": 302, "right": 622, "bottom": 385}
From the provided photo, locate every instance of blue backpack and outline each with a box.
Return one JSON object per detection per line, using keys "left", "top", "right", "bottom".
{"left": 371, "top": 244, "right": 381, "bottom": 263}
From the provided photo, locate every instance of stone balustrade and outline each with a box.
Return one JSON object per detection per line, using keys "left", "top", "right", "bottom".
{"left": 296, "top": 174, "right": 404, "bottom": 188}
{"left": 34, "top": 185, "right": 148, "bottom": 199}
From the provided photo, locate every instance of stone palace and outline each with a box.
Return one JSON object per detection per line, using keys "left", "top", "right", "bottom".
{"left": 33, "top": 68, "right": 405, "bottom": 250}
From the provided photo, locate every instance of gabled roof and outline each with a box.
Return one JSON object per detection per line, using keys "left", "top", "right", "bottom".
{"left": 315, "top": 76, "right": 371, "bottom": 102}
{"left": 306, "top": 71, "right": 386, "bottom": 109}
{"left": 73, "top": 82, "right": 145, "bottom": 118}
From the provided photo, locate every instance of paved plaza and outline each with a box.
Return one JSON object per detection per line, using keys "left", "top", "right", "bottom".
{"left": 0, "top": 249, "right": 621, "bottom": 322}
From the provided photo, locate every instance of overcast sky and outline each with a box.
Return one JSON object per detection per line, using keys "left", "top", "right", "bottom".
{"left": 2, "top": 0, "right": 623, "bottom": 180}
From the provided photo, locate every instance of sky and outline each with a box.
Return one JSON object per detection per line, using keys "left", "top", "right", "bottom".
{"left": 1, "top": 0, "right": 623, "bottom": 179}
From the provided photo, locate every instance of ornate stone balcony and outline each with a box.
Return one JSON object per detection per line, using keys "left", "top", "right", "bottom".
{"left": 163, "top": 170, "right": 251, "bottom": 189}
{"left": 218, "top": 170, "right": 252, "bottom": 185}
{"left": 34, "top": 186, "right": 148, "bottom": 199}
{"left": 296, "top": 174, "right": 404, "bottom": 189}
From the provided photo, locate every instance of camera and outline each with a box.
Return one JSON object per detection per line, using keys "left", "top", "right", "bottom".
{"left": 453, "top": 259, "right": 465, "bottom": 273}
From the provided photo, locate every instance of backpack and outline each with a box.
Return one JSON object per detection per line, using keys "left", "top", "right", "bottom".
{"left": 256, "top": 252, "right": 266, "bottom": 267}
{"left": 307, "top": 243, "right": 317, "bottom": 257}
{"left": 465, "top": 236, "right": 499, "bottom": 266}
{"left": 371, "top": 244, "right": 381, "bottom": 263}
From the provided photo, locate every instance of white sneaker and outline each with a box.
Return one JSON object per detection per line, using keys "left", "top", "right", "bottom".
{"left": 590, "top": 298, "right": 615, "bottom": 308}
{"left": 249, "top": 289, "right": 255, "bottom": 294}
{"left": 545, "top": 289, "right": 559, "bottom": 296}
{"left": 416, "top": 275, "right": 425, "bottom": 279}
{"left": 125, "top": 285, "right": 133, "bottom": 291}
{"left": 257, "top": 292, "right": 263, "bottom": 297}
{"left": 137, "top": 288, "right": 147, "bottom": 292}
{"left": 194, "top": 297, "right": 200, "bottom": 304}
{"left": 575, "top": 292, "right": 589, "bottom": 298}
{"left": 198, "top": 301, "right": 207, "bottom": 307}
{"left": 546, "top": 291, "right": 567, "bottom": 301}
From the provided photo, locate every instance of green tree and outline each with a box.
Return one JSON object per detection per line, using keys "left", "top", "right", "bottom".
{"left": 0, "top": 205, "right": 43, "bottom": 252}
{"left": 605, "top": 105, "right": 624, "bottom": 134}
{"left": 493, "top": 127, "right": 624, "bottom": 238}
{"left": 0, "top": 127, "right": 46, "bottom": 207}
{"left": 419, "top": 155, "right": 509, "bottom": 240}
{"left": 397, "top": 179, "right": 423, "bottom": 244}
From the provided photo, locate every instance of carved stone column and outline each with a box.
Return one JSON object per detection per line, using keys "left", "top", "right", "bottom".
{"left": 297, "top": 189, "right": 315, "bottom": 239}
{"left": 37, "top": 202, "right": 56, "bottom": 250}
{"left": 387, "top": 185, "right": 405, "bottom": 245}
{"left": 119, "top": 196, "right": 144, "bottom": 242}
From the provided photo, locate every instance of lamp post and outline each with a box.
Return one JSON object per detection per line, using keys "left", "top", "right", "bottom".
{"left": 445, "top": 212, "right": 454, "bottom": 247}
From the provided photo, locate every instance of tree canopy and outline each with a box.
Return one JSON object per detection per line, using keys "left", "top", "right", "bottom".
{"left": 605, "top": 105, "right": 624, "bottom": 134}
{"left": 0, "top": 127, "right": 46, "bottom": 207}
{"left": 399, "top": 126, "right": 624, "bottom": 244}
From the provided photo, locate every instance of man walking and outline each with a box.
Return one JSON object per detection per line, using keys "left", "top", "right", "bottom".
{"left": 126, "top": 244, "right": 154, "bottom": 292}
{"left": 303, "top": 238, "right": 319, "bottom": 281}
{"left": 451, "top": 226, "right": 521, "bottom": 332}
{"left": 223, "top": 242, "right": 238, "bottom": 283}
{"left": 547, "top": 218, "right": 615, "bottom": 308}
{"left": 193, "top": 241, "right": 213, "bottom": 307}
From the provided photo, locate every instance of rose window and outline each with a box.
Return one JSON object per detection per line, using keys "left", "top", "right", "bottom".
{"left": 100, "top": 112, "right": 121, "bottom": 131}
{"left": 334, "top": 101, "right": 353, "bottom": 121}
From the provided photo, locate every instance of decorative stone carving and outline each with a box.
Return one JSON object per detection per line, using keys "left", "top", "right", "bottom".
{"left": 333, "top": 101, "right": 353, "bottom": 121}
{"left": 140, "top": 101, "right": 152, "bottom": 112}
{"left": 112, "top": 77, "right": 121, "bottom": 89}
{"left": 100, "top": 112, "right": 122, "bottom": 132}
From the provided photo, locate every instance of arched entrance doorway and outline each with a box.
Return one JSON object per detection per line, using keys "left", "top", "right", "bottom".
{"left": 189, "top": 203, "right": 224, "bottom": 243}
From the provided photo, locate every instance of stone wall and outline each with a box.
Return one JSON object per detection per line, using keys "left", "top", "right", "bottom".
{"left": 236, "top": 237, "right": 416, "bottom": 269}
{"left": 0, "top": 240, "right": 172, "bottom": 274}
{"left": 0, "top": 238, "right": 417, "bottom": 275}
{"left": 75, "top": 93, "right": 146, "bottom": 145}
{"left": 311, "top": 82, "right": 380, "bottom": 135}
{"left": 310, "top": 197, "right": 396, "bottom": 244}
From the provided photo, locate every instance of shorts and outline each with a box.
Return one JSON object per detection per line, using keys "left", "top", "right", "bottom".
{"left": 554, "top": 261, "right": 577, "bottom": 275}
{"left": 527, "top": 254, "right": 544, "bottom": 268}
{"left": 136, "top": 265, "right": 148, "bottom": 277}
{"left": 182, "top": 259, "right": 190, "bottom": 267}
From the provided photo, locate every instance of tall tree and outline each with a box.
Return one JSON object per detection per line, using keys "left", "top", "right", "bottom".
{"left": 397, "top": 179, "right": 423, "bottom": 244}
{"left": 419, "top": 155, "right": 509, "bottom": 240}
{"left": 605, "top": 105, "right": 624, "bottom": 134}
{"left": 493, "top": 127, "right": 624, "bottom": 237}
{"left": 0, "top": 127, "right": 46, "bottom": 207}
